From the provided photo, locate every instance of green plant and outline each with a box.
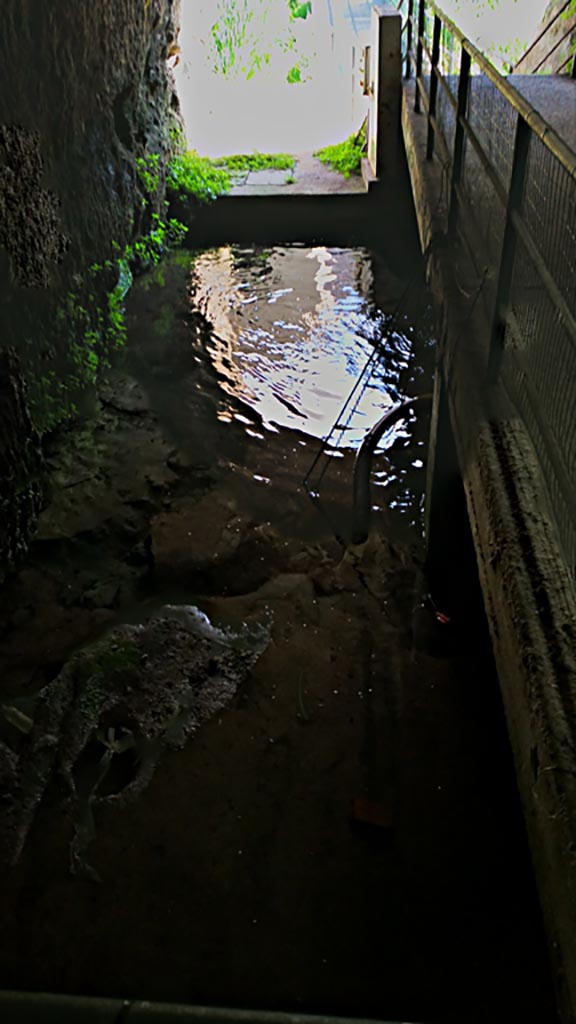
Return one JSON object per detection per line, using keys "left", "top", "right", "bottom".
{"left": 28, "top": 147, "right": 190, "bottom": 434}
{"left": 169, "top": 120, "right": 187, "bottom": 154}
{"left": 167, "top": 150, "right": 231, "bottom": 202}
{"left": 209, "top": 0, "right": 312, "bottom": 81}
{"left": 285, "top": 173, "right": 295, "bottom": 184}
{"left": 213, "top": 151, "right": 295, "bottom": 172}
{"left": 314, "top": 123, "right": 366, "bottom": 178}
{"left": 136, "top": 153, "right": 161, "bottom": 202}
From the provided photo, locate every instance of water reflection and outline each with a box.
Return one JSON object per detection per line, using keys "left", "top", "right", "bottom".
{"left": 190, "top": 245, "right": 421, "bottom": 447}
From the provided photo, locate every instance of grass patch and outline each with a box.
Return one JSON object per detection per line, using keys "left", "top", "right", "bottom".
{"left": 212, "top": 152, "right": 296, "bottom": 173}
{"left": 314, "top": 123, "right": 366, "bottom": 178}
{"left": 167, "top": 150, "right": 231, "bottom": 203}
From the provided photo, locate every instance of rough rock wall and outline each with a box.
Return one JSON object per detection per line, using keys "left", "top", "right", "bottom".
{"left": 0, "top": 0, "right": 182, "bottom": 580}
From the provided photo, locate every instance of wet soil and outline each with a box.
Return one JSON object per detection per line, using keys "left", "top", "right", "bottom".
{"left": 0, "top": 244, "right": 557, "bottom": 1023}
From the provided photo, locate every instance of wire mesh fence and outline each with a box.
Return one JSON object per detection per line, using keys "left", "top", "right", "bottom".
{"left": 396, "top": 0, "right": 576, "bottom": 577}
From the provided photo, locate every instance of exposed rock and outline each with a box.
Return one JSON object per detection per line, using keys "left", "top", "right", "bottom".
{"left": 0, "top": 0, "right": 183, "bottom": 575}
{"left": 0, "top": 351, "right": 44, "bottom": 582}
{"left": 36, "top": 390, "right": 176, "bottom": 542}
{"left": 1, "top": 606, "right": 270, "bottom": 875}
{"left": 99, "top": 373, "right": 151, "bottom": 415}
{"left": 150, "top": 495, "right": 285, "bottom": 594}
{"left": 0, "top": 125, "right": 69, "bottom": 287}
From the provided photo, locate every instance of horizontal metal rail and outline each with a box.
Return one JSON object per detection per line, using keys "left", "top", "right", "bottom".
{"left": 513, "top": 0, "right": 574, "bottom": 73}
{"left": 397, "top": 0, "right": 576, "bottom": 576}
{"left": 403, "top": 0, "right": 576, "bottom": 177}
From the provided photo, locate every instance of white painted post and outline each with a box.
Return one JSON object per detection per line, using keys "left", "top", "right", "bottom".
{"left": 367, "top": 6, "right": 402, "bottom": 181}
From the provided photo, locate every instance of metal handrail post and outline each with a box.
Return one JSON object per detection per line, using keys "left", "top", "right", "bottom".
{"left": 406, "top": 0, "right": 414, "bottom": 79}
{"left": 487, "top": 112, "right": 531, "bottom": 384}
{"left": 415, "top": 0, "right": 426, "bottom": 112}
{"left": 426, "top": 14, "right": 442, "bottom": 158}
{"left": 448, "top": 47, "right": 471, "bottom": 233}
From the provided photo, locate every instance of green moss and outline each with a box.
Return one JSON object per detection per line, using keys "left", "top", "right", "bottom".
{"left": 168, "top": 120, "right": 187, "bottom": 154}
{"left": 28, "top": 215, "right": 188, "bottom": 433}
{"left": 76, "top": 640, "right": 141, "bottom": 711}
{"left": 136, "top": 153, "right": 161, "bottom": 201}
{"left": 314, "top": 123, "right": 366, "bottom": 178}
{"left": 28, "top": 148, "right": 189, "bottom": 435}
{"left": 213, "top": 151, "right": 295, "bottom": 172}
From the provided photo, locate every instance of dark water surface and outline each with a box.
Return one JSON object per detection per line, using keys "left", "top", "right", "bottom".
{"left": 129, "top": 244, "right": 435, "bottom": 542}
{"left": 0, "top": 240, "right": 556, "bottom": 1024}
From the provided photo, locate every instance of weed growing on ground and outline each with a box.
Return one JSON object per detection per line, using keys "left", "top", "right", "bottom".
{"left": 314, "top": 123, "right": 366, "bottom": 178}
{"left": 167, "top": 150, "right": 231, "bottom": 202}
{"left": 213, "top": 151, "right": 295, "bottom": 173}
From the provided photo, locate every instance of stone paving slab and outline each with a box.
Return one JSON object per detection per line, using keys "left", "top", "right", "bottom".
{"left": 230, "top": 153, "right": 367, "bottom": 197}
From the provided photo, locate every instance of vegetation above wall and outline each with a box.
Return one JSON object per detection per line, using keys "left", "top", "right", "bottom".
{"left": 212, "top": 152, "right": 295, "bottom": 172}
{"left": 28, "top": 153, "right": 189, "bottom": 434}
{"left": 166, "top": 149, "right": 297, "bottom": 204}
{"left": 167, "top": 150, "right": 231, "bottom": 203}
{"left": 314, "top": 123, "right": 366, "bottom": 178}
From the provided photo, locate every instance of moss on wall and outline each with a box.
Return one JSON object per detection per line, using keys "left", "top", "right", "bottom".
{"left": 0, "top": 0, "right": 183, "bottom": 579}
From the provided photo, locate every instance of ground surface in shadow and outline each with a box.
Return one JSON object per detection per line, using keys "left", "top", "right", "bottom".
{"left": 0, "top": 244, "right": 557, "bottom": 1024}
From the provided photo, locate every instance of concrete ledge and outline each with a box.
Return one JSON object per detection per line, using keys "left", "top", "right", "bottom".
{"left": 127, "top": 1005, "right": 410, "bottom": 1024}
{"left": 401, "top": 79, "right": 576, "bottom": 1024}
{"left": 0, "top": 991, "right": 127, "bottom": 1021}
{"left": 0, "top": 994, "right": 415, "bottom": 1024}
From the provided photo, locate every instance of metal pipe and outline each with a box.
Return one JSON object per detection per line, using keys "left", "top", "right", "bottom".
{"left": 352, "top": 395, "right": 432, "bottom": 545}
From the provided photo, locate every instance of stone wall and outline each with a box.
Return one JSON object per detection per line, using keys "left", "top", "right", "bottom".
{"left": 0, "top": 0, "right": 182, "bottom": 579}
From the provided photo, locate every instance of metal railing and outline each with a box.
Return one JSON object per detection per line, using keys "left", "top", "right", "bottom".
{"left": 397, "top": 0, "right": 576, "bottom": 579}
{"left": 513, "top": 0, "right": 576, "bottom": 77}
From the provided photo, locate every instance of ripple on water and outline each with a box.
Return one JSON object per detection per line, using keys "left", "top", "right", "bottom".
{"left": 189, "top": 244, "right": 433, "bottom": 449}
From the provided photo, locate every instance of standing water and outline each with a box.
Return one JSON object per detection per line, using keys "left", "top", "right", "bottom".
{"left": 129, "top": 243, "right": 435, "bottom": 546}
{"left": 0, "top": 239, "right": 556, "bottom": 1024}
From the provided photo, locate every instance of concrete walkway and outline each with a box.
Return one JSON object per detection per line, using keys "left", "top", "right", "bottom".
{"left": 229, "top": 152, "right": 367, "bottom": 197}
{"left": 509, "top": 74, "right": 576, "bottom": 153}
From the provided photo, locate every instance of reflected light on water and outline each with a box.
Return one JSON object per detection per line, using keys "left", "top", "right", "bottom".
{"left": 190, "top": 245, "right": 416, "bottom": 447}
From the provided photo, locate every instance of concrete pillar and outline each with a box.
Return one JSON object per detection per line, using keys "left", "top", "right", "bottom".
{"left": 367, "top": 6, "right": 402, "bottom": 181}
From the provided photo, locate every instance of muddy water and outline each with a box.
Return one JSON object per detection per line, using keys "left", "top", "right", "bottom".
{"left": 0, "top": 243, "right": 556, "bottom": 1023}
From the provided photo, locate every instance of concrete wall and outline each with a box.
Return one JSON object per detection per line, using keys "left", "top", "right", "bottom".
{"left": 401, "top": 79, "right": 576, "bottom": 1024}
{"left": 366, "top": 7, "right": 402, "bottom": 180}
{"left": 0, "top": 0, "right": 181, "bottom": 580}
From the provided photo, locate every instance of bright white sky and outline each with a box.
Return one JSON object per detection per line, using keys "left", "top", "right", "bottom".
{"left": 174, "top": 0, "right": 550, "bottom": 155}
{"left": 441, "top": 0, "right": 547, "bottom": 68}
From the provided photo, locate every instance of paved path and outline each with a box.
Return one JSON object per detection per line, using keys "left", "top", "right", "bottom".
{"left": 229, "top": 151, "right": 367, "bottom": 196}
{"left": 509, "top": 74, "right": 576, "bottom": 153}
